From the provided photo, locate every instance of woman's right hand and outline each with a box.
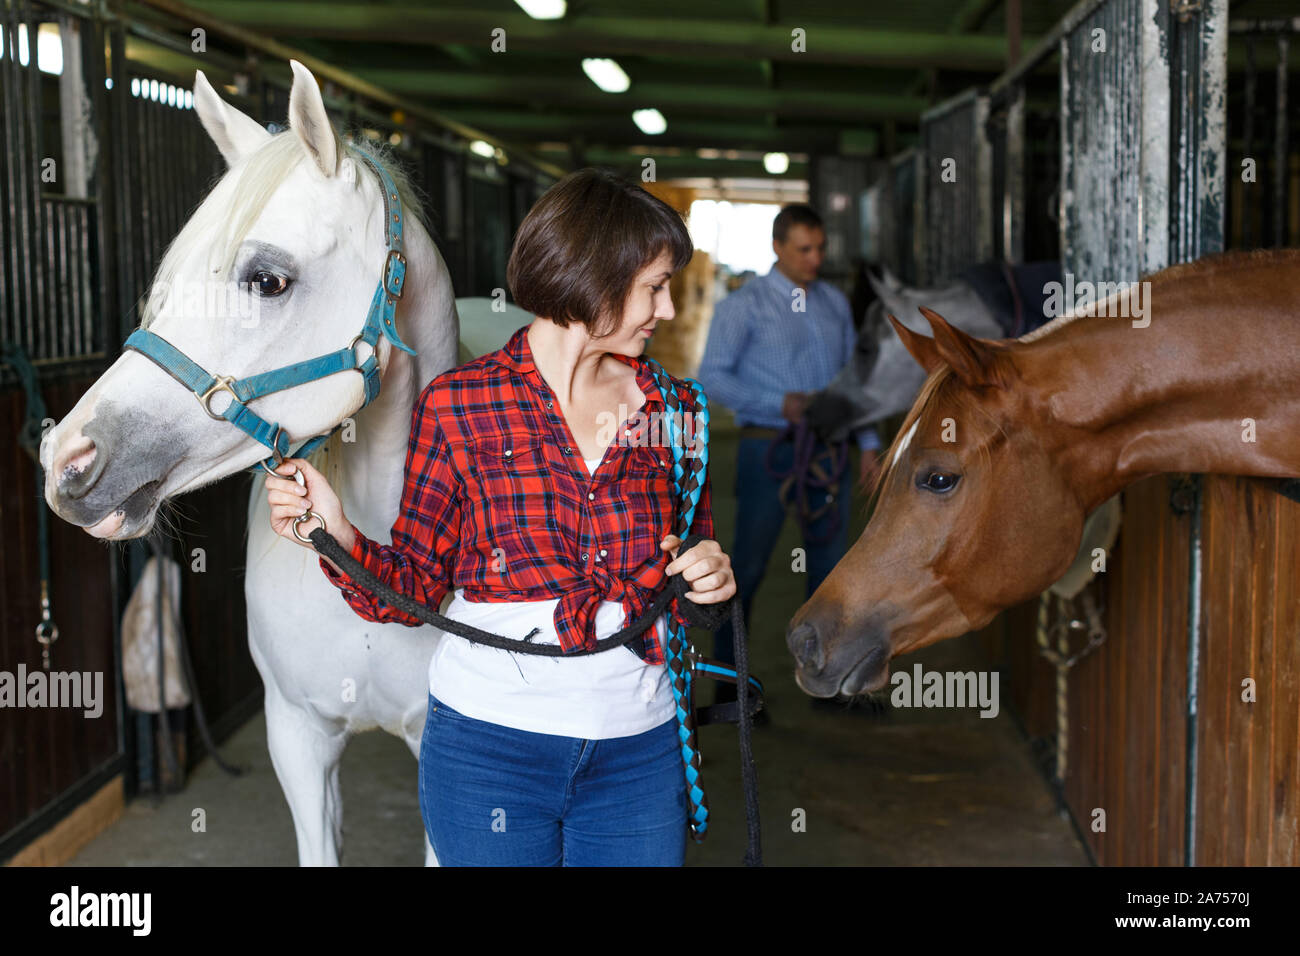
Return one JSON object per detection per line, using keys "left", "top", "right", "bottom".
{"left": 265, "top": 457, "right": 353, "bottom": 554}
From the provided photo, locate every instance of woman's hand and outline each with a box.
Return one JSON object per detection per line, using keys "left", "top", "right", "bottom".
{"left": 660, "top": 535, "right": 737, "bottom": 604}
{"left": 265, "top": 457, "right": 353, "bottom": 555}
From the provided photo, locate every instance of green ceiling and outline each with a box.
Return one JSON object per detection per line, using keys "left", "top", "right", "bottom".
{"left": 124, "top": 0, "right": 1299, "bottom": 180}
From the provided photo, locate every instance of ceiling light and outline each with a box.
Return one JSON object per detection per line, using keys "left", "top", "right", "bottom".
{"left": 514, "top": 0, "right": 566, "bottom": 19}
{"left": 632, "top": 108, "right": 666, "bottom": 135}
{"left": 582, "top": 58, "right": 629, "bottom": 93}
{"left": 469, "top": 140, "right": 496, "bottom": 158}
{"left": 763, "top": 152, "right": 790, "bottom": 175}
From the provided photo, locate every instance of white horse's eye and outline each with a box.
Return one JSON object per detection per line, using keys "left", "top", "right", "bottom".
{"left": 251, "top": 271, "right": 290, "bottom": 296}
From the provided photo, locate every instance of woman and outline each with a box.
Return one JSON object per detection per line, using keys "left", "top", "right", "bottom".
{"left": 264, "top": 168, "right": 735, "bottom": 866}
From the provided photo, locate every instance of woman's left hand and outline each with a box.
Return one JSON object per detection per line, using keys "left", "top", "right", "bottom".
{"left": 660, "top": 535, "right": 737, "bottom": 604}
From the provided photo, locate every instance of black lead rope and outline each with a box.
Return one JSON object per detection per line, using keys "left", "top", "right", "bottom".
{"left": 308, "top": 526, "right": 763, "bottom": 866}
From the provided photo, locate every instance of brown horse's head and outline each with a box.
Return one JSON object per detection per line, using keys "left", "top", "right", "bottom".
{"left": 787, "top": 308, "right": 1086, "bottom": 697}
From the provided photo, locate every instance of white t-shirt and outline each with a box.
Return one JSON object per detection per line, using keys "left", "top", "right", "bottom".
{"left": 426, "top": 456, "right": 676, "bottom": 739}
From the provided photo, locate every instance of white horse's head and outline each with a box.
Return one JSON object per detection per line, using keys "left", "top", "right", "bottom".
{"left": 41, "top": 60, "right": 424, "bottom": 540}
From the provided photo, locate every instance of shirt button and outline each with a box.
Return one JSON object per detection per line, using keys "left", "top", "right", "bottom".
{"left": 581, "top": 553, "right": 589, "bottom": 561}
{"left": 600, "top": 549, "right": 607, "bottom": 557}
{"left": 563, "top": 447, "right": 571, "bottom": 455}
{"left": 504, "top": 448, "right": 512, "bottom": 457}
{"left": 588, "top": 492, "right": 595, "bottom": 500}
{"left": 546, "top": 401, "right": 553, "bottom": 409}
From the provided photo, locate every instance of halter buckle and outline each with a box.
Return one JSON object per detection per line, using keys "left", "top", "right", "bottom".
{"left": 383, "top": 249, "right": 406, "bottom": 298}
{"left": 198, "top": 375, "right": 239, "bottom": 420}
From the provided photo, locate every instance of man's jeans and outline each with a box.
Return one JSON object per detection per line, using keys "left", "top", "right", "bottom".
{"left": 712, "top": 435, "right": 853, "bottom": 667}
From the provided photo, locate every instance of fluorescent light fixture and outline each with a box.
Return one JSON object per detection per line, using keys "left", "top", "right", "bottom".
{"left": 582, "top": 58, "right": 629, "bottom": 93}
{"left": 632, "top": 108, "right": 666, "bottom": 135}
{"left": 469, "top": 139, "right": 496, "bottom": 158}
{"left": 514, "top": 0, "right": 566, "bottom": 19}
{"left": 37, "top": 23, "right": 62, "bottom": 75}
{"left": 763, "top": 152, "right": 790, "bottom": 175}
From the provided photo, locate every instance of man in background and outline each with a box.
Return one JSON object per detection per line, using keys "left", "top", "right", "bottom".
{"left": 697, "top": 204, "right": 882, "bottom": 700}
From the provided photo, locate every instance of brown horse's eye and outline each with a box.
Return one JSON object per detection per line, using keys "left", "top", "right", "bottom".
{"left": 251, "top": 271, "right": 290, "bottom": 296}
{"left": 918, "top": 470, "right": 960, "bottom": 494}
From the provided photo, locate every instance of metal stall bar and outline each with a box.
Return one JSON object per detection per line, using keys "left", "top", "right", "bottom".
{"left": 1167, "top": 0, "right": 1227, "bottom": 868}
{"left": 1059, "top": 0, "right": 1170, "bottom": 287}
{"left": 1272, "top": 33, "right": 1288, "bottom": 248}
{"left": 917, "top": 87, "right": 991, "bottom": 285}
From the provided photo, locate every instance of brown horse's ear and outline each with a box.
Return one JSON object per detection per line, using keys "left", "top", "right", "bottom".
{"left": 918, "top": 306, "right": 1007, "bottom": 388}
{"left": 887, "top": 314, "right": 944, "bottom": 375}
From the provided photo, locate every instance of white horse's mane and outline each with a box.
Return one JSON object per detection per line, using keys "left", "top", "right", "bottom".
{"left": 137, "top": 132, "right": 427, "bottom": 497}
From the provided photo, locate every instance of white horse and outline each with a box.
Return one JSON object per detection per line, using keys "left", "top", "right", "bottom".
{"left": 40, "top": 60, "right": 461, "bottom": 865}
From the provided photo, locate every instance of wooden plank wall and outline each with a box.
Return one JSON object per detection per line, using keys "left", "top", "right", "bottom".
{"left": 995, "top": 473, "right": 1300, "bottom": 865}
{"left": 1069, "top": 476, "right": 1191, "bottom": 866}
{"left": 0, "top": 376, "right": 121, "bottom": 842}
{"left": 986, "top": 475, "right": 1191, "bottom": 865}
{"left": 1196, "top": 475, "right": 1300, "bottom": 865}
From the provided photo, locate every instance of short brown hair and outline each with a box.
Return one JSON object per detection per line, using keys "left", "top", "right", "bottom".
{"left": 507, "top": 168, "right": 692, "bottom": 337}
{"left": 773, "top": 203, "right": 823, "bottom": 241}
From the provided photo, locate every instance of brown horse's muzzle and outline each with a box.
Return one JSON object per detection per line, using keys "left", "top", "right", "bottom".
{"left": 786, "top": 603, "right": 894, "bottom": 698}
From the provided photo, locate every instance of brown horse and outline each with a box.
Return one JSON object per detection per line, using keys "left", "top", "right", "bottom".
{"left": 787, "top": 248, "right": 1300, "bottom": 698}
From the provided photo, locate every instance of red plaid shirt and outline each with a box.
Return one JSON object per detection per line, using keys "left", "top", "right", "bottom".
{"left": 319, "top": 324, "right": 713, "bottom": 664}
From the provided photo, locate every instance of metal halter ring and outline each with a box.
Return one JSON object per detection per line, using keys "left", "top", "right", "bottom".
{"left": 35, "top": 619, "right": 59, "bottom": 645}
{"left": 283, "top": 465, "right": 325, "bottom": 543}
{"left": 348, "top": 332, "right": 375, "bottom": 365}
{"left": 258, "top": 426, "right": 289, "bottom": 477}
{"left": 293, "top": 509, "right": 326, "bottom": 544}
{"left": 197, "top": 375, "right": 239, "bottom": 420}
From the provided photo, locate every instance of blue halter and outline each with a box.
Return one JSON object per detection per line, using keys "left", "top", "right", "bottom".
{"left": 121, "top": 149, "right": 418, "bottom": 477}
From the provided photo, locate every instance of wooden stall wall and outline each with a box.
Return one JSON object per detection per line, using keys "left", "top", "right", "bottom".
{"left": 1068, "top": 477, "right": 1191, "bottom": 866}
{"left": 1195, "top": 475, "right": 1300, "bottom": 865}
{"left": 0, "top": 375, "right": 122, "bottom": 847}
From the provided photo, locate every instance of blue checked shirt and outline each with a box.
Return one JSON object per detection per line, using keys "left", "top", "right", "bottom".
{"left": 697, "top": 267, "right": 880, "bottom": 451}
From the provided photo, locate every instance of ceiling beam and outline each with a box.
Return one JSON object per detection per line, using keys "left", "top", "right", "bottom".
{"left": 174, "top": 2, "right": 1024, "bottom": 71}
{"left": 430, "top": 109, "right": 848, "bottom": 151}
{"left": 348, "top": 69, "right": 930, "bottom": 123}
{"left": 536, "top": 148, "right": 809, "bottom": 181}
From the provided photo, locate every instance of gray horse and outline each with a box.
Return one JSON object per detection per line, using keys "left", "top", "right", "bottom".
{"left": 808, "top": 262, "right": 1062, "bottom": 441}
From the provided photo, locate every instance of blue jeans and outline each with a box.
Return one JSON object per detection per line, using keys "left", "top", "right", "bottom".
{"left": 713, "top": 435, "right": 853, "bottom": 666}
{"left": 417, "top": 693, "right": 687, "bottom": 866}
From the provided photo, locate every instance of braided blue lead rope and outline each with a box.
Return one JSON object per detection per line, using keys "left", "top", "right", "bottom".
{"left": 644, "top": 358, "right": 712, "bottom": 840}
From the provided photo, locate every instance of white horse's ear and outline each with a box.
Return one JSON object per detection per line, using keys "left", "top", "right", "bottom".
{"left": 192, "top": 70, "right": 271, "bottom": 167}
{"left": 288, "top": 59, "right": 340, "bottom": 178}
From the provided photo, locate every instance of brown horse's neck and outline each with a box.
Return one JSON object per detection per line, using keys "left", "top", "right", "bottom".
{"left": 1014, "top": 251, "right": 1300, "bottom": 513}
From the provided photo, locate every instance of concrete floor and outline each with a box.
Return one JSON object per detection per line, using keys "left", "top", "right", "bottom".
{"left": 69, "top": 414, "right": 1088, "bottom": 866}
